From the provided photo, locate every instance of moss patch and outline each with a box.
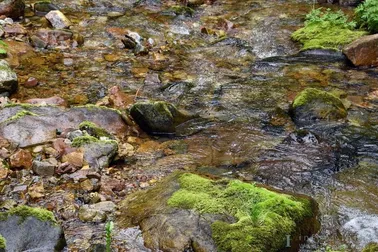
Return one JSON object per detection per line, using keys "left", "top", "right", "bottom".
{"left": 0, "top": 205, "right": 57, "bottom": 224}
{"left": 79, "top": 121, "right": 113, "bottom": 139}
{"left": 362, "top": 243, "right": 378, "bottom": 252}
{"left": 5, "top": 110, "right": 38, "bottom": 123}
{"left": 293, "top": 88, "right": 345, "bottom": 109}
{"left": 0, "top": 235, "right": 5, "bottom": 249}
{"left": 168, "top": 173, "right": 315, "bottom": 252}
{"left": 71, "top": 135, "right": 118, "bottom": 148}
{"left": 292, "top": 22, "right": 366, "bottom": 51}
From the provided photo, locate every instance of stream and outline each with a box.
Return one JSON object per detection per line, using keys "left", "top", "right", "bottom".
{"left": 2, "top": 0, "right": 378, "bottom": 251}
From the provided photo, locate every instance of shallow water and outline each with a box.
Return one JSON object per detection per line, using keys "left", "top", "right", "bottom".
{"left": 8, "top": 0, "right": 378, "bottom": 250}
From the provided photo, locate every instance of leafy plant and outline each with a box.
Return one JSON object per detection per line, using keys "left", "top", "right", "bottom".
{"left": 305, "top": 8, "right": 356, "bottom": 29}
{"left": 355, "top": 0, "right": 378, "bottom": 33}
{"left": 105, "top": 221, "right": 114, "bottom": 252}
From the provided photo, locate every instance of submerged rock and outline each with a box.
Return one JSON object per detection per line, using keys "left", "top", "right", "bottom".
{"left": 0, "top": 0, "right": 25, "bottom": 19}
{"left": 290, "top": 88, "right": 347, "bottom": 126}
{"left": 130, "top": 101, "right": 193, "bottom": 134}
{"left": 33, "top": 1, "right": 59, "bottom": 16}
{"left": 118, "top": 173, "right": 318, "bottom": 252}
{"left": 0, "top": 104, "right": 128, "bottom": 147}
{"left": 343, "top": 34, "right": 378, "bottom": 67}
{"left": 0, "top": 60, "right": 17, "bottom": 97}
{"left": 0, "top": 205, "right": 66, "bottom": 252}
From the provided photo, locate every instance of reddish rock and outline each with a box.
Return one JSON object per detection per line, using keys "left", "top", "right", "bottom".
{"left": 24, "top": 96, "right": 67, "bottom": 107}
{"left": 31, "top": 28, "right": 73, "bottom": 49}
{"left": 343, "top": 34, "right": 378, "bottom": 67}
{"left": 108, "top": 86, "right": 134, "bottom": 109}
{"left": 106, "top": 27, "right": 128, "bottom": 39}
{"left": 23, "top": 77, "right": 38, "bottom": 87}
{"left": 0, "top": 0, "right": 25, "bottom": 19}
{"left": 9, "top": 149, "right": 33, "bottom": 169}
{"left": 100, "top": 175, "right": 125, "bottom": 194}
{"left": 3, "top": 23, "right": 27, "bottom": 36}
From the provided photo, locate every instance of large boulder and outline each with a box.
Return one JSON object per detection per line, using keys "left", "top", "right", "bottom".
{"left": 0, "top": 104, "right": 128, "bottom": 147}
{"left": 0, "top": 0, "right": 25, "bottom": 19}
{"left": 118, "top": 173, "right": 318, "bottom": 252}
{"left": 343, "top": 34, "right": 378, "bottom": 67}
{"left": 0, "top": 60, "right": 18, "bottom": 97}
{"left": 0, "top": 205, "right": 66, "bottom": 252}
{"left": 130, "top": 101, "right": 193, "bottom": 134}
{"left": 290, "top": 88, "right": 347, "bottom": 126}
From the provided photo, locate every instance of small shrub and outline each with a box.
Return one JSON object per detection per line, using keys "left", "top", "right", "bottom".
{"left": 355, "top": 0, "right": 378, "bottom": 34}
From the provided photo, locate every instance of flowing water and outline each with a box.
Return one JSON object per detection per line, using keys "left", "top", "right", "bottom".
{"left": 11, "top": 0, "right": 378, "bottom": 250}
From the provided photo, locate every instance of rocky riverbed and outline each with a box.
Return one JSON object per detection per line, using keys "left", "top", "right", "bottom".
{"left": 0, "top": 0, "right": 378, "bottom": 251}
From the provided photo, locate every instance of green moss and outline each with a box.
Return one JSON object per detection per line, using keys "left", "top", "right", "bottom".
{"left": 5, "top": 110, "right": 38, "bottom": 122}
{"left": 168, "top": 174, "right": 315, "bottom": 252}
{"left": 79, "top": 121, "right": 113, "bottom": 139}
{"left": 362, "top": 242, "right": 378, "bottom": 252}
{"left": 0, "top": 235, "right": 5, "bottom": 249}
{"left": 292, "top": 22, "right": 366, "bottom": 51}
{"left": 166, "top": 5, "right": 195, "bottom": 16}
{"left": 0, "top": 205, "right": 57, "bottom": 225}
{"left": 71, "top": 135, "right": 99, "bottom": 147}
{"left": 293, "top": 88, "right": 344, "bottom": 109}
{"left": 71, "top": 135, "right": 118, "bottom": 148}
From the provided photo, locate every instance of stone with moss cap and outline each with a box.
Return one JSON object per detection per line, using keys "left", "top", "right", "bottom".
{"left": 0, "top": 205, "right": 66, "bottom": 251}
{"left": 290, "top": 88, "right": 347, "bottom": 126}
{"left": 117, "top": 173, "right": 318, "bottom": 252}
{"left": 0, "top": 205, "right": 56, "bottom": 224}
{"left": 130, "top": 101, "right": 193, "bottom": 134}
{"left": 79, "top": 121, "right": 114, "bottom": 139}
{"left": 71, "top": 136, "right": 118, "bottom": 170}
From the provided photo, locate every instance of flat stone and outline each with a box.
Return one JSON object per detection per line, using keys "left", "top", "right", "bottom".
{"left": 0, "top": 105, "right": 128, "bottom": 147}
{"left": 9, "top": 149, "right": 32, "bottom": 170}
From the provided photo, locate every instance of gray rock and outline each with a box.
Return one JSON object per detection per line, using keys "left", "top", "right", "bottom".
{"left": 45, "top": 10, "right": 71, "bottom": 29}
{"left": 0, "top": 211, "right": 65, "bottom": 251}
{"left": 0, "top": 105, "right": 128, "bottom": 147}
{"left": 78, "top": 201, "right": 116, "bottom": 223}
{"left": 32, "top": 158, "right": 57, "bottom": 176}
{"left": 0, "top": 60, "right": 17, "bottom": 97}
{"left": 82, "top": 140, "right": 118, "bottom": 170}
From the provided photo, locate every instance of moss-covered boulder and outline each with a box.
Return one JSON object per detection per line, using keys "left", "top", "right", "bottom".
{"left": 130, "top": 101, "right": 193, "bottom": 134}
{"left": 118, "top": 173, "right": 319, "bottom": 252}
{"left": 290, "top": 88, "right": 347, "bottom": 126}
{"left": 0, "top": 205, "right": 66, "bottom": 251}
